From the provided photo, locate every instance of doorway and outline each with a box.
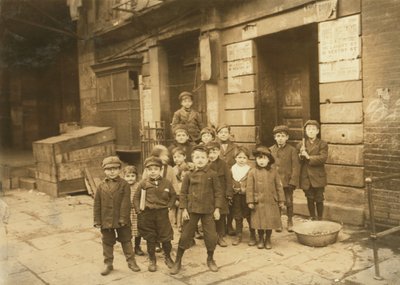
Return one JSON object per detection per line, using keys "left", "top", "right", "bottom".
{"left": 256, "top": 24, "right": 319, "bottom": 146}
{"left": 162, "top": 31, "right": 207, "bottom": 141}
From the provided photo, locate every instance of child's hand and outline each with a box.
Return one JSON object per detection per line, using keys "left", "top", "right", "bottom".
{"left": 300, "top": 150, "right": 310, "bottom": 159}
{"left": 213, "top": 208, "right": 220, "bottom": 220}
{"left": 248, "top": 203, "right": 255, "bottom": 209}
{"left": 182, "top": 209, "right": 190, "bottom": 221}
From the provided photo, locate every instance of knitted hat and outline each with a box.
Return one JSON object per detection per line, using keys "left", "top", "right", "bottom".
{"left": 144, "top": 156, "right": 162, "bottom": 168}
{"left": 304, "top": 120, "right": 320, "bottom": 129}
{"left": 178, "top": 91, "right": 193, "bottom": 101}
{"left": 102, "top": 156, "right": 122, "bottom": 169}
{"left": 273, "top": 125, "right": 289, "bottom": 135}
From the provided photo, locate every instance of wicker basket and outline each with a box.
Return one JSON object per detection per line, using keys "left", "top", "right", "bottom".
{"left": 293, "top": 221, "right": 342, "bottom": 247}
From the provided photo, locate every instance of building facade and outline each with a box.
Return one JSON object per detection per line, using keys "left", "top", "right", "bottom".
{"left": 75, "top": 0, "right": 400, "bottom": 226}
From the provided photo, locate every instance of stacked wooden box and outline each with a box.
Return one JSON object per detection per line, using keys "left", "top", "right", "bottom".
{"left": 33, "top": 126, "right": 116, "bottom": 197}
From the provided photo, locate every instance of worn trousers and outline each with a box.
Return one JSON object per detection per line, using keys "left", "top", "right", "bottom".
{"left": 101, "top": 226, "right": 134, "bottom": 266}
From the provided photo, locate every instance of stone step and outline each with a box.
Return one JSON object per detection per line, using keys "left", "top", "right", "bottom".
{"left": 19, "top": 177, "right": 37, "bottom": 190}
{"left": 27, "top": 167, "right": 36, "bottom": 178}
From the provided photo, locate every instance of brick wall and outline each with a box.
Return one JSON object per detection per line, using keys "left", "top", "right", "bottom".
{"left": 362, "top": 0, "right": 400, "bottom": 226}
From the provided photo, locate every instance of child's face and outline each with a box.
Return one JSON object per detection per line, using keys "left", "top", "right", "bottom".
{"left": 274, "top": 132, "right": 289, "bottom": 146}
{"left": 201, "top": 133, "right": 213, "bottom": 144}
{"left": 217, "top": 128, "right": 230, "bottom": 142}
{"left": 159, "top": 150, "right": 169, "bottom": 164}
{"left": 192, "top": 150, "right": 209, "bottom": 168}
{"left": 305, "top": 125, "right": 319, "bottom": 139}
{"left": 104, "top": 167, "right": 121, "bottom": 180}
{"left": 181, "top": 97, "right": 193, "bottom": 109}
{"left": 235, "top": 151, "right": 248, "bottom": 167}
{"left": 124, "top": 173, "right": 137, "bottom": 185}
{"left": 173, "top": 152, "right": 186, "bottom": 166}
{"left": 175, "top": 131, "right": 189, "bottom": 144}
{"left": 147, "top": 165, "right": 162, "bottom": 179}
{"left": 208, "top": 148, "right": 220, "bottom": 162}
{"left": 256, "top": 155, "right": 269, "bottom": 168}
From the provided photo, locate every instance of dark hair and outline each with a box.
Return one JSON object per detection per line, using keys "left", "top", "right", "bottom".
{"left": 171, "top": 147, "right": 186, "bottom": 156}
{"left": 191, "top": 145, "right": 209, "bottom": 156}
{"left": 253, "top": 146, "right": 275, "bottom": 170}
{"left": 234, "top": 146, "right": 250, "bottom": 158}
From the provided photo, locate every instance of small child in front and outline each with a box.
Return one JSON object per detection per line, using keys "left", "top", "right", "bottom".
{"left": 230, "top": 146, "right": 255, "bottom": 246}
{"left": 297, "top": 120, "right": 328, "bottom": 221}
{"left": 94, "top": 156, "right": 140, "bottom": 276}
{"left": 134, "top": 156, "right": 176, "bottom": 272}
{"left": 170, "top": 145, "right": 223, "bottom": 275}
{"left": 246, "top": 147, "right": 285, "bottom": 250}
{"left": 123, "top": 165, "right": 145, "bottom": 256}
{"left": 270, "top": 125, "right": 300, "bottom": 232}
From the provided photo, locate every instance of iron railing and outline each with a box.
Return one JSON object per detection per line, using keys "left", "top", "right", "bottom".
{"left": 365, "top": 173, "right": 400, "bottom": 280}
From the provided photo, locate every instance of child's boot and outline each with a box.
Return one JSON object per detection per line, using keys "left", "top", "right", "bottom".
{"left": 206, "top": 251, "right": 218, "bottom": 272}
{"left": 264, "top": 230, "right": 272, "bottom": 250}
{"left": 121, "top": 241, "right": 140, "bottom": 272}
{"left": 162, "top": 242, "right": 174, "bottom": 269}
{"left": 147, "top": 242, "right": 157, "bottom": 272}
{"left": 101, "top": 244, "right": 114, "bottom": 276}
{"left": 134, "top": 237, "right": 145, "bottom": 256}
{"left": 232, "top": 233, "right": 242, "bottom": 246}
{"left": 248, "top": 228, "right": 256, "bottom": 246}
{"left": 257, "top": 230, "right": 265, "bottom": 249}
{"left": 170, "top": 247, "right": 185, "bottom": 275}
{"left": 316, "top": 202, "right": 324, "bottom": 221}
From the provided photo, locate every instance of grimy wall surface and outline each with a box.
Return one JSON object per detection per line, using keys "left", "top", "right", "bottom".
{"left": 362, "top": 0, "right": 400, "bottom": 227}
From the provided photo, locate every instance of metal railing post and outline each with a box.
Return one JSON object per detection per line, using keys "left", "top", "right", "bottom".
{"left": 366, "top": 177, "right": 383, "bottom": 280}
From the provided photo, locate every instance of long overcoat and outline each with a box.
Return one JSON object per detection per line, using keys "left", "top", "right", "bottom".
{"left": 93, "top": 177, "right": 131, "bottom": 229}
{"left": 217, "top": 139, "right": 238, "bottom": 168}
{"left": 296, "top": 138, "right": 328, "bottom": 190}
{"left": 270, "top": 143, "right": 300, "bottom": 188}
{"left": 246, "top": 167, "right": 284, "bottom": 230}
{"left": 171, "top": 108, "right": 203, "bottom": 141}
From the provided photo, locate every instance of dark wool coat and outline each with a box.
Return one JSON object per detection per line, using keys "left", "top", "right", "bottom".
{"left": 171, "top": 107, "right": 203, "bottom": 141}
{"left": 209, "top": 158, "right": 234, "bottom": 215}
{"left": 246, "top": 167, "right": 284, "bottom": 230}
{"left": 93, "top": 177, "right": 131, "bottom": 229}
{"left": 133, "top": 178, "right": 176, "bottom": 212}
{"left": 217, "top": 139, "right": 238, "bottom": 168}
{"left": 296, "top": 138, "right": 328, "bottom": 190}
{"left": 180, "top": 165, "right": 223, "bottom": 214}
{"left": 168, "top": 141, "right": 195, "bottom": 164}
{"left": 270, "top": 143, "right": 300, "bottom": 188}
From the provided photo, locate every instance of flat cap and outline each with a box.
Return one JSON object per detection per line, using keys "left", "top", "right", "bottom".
{"left": 206, "top": 141, "right": 221, "bottom": 150}
{"left": 173, "top": 124, "right": 189, "bottom": 135}
{"left": 273, "top": 125, "right": 290, "bottom": 135}
{"left": 216, "top": 124, "right": 231, "bottom": 133}
{"left": 102, "top": 156, "right": 122, "bottom": 169}
{"left": 144, "top": 156, "right": 162, "bottom": 168}
{"left": 192, "top": 144, "right": 209, "bottom": 154}
{"left": 304, "top": 120, "right": 320, "bottom": 129}
{"left": 178, "top": 91, "right": 193, "bottom": 101}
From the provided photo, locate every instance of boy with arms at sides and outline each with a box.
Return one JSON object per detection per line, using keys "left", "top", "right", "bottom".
{"left": 170, "top": 145, "right": 223, "bottom": 274}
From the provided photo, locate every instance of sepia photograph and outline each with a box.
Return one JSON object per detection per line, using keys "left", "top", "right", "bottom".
{"left": 0, "top": 0, "right": 399, "bottom": 284}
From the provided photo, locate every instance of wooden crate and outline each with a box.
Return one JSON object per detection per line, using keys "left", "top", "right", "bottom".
{"left": 36, "top": 178, "right": 86, "bottom": 197}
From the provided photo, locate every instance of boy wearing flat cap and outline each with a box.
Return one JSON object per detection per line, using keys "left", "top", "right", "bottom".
{"left": 170, "top": 145, "right": 223, "bottom": 274}
{"left": 94, "top": 156, "right": 140, "bottom": 276}
{"left": 171, "top": 91, "right": 204, "bottom": 142}
{"left": 134, "top": 156, "right": 176, "bottom": 272}
{"left": 296, "top": 120, "right": 328, "bottom": 221}
{"left": 270, "top": 125, "right": 300, "bottom": 232}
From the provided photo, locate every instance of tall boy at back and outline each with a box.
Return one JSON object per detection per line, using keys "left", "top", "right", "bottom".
{"left": 170, "top": 145, "right": 223, "bottom": 274}
{"left": 94, "top": 156, "right": 140, "bottom": 276}
{"left": 270, "top": 125, "right": 300, "bottom": 232}
{"left": 297, "top": 120, "right": 328, "bottom": 221}
{"left": 171, "top": 91, "right": 203, "bottom": 142}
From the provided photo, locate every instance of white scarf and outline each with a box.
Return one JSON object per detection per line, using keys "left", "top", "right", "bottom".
{"left": 231, "top": 164, "right": 251, "bottom": 182}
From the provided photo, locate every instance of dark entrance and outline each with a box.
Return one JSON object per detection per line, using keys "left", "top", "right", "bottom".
{"left": 256, "top": 24, "right": 319, "bottom": 146}
{"left": 162, "top": 31, "right": 207, "bottom": 141}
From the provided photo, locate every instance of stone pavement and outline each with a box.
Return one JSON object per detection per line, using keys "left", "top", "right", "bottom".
{"left": 1, "top": 189, "right": 399, "bottom": 285}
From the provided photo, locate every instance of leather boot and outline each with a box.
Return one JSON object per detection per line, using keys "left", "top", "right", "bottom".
{"left": 121, "top": 242, "right": 140, "bottom": 272}
{"left": 264, "top": 230, "right": 272, "bottom": 250}
{"left": 287, "top": 219, "right": 294, "bottom": 232}
{"left": 217, "top": 235, "right": 228, "bottom": 247}
{"left": 206, "top": 251, "right": 218, "bottom": 272}
{"left": 248, "top": 229, "right": 256, "bottom": 246}
{"left": 232, "top": 234, "right": 242, "bottom": 246}
{"left": 134, "top": 237, "right": 145, "bottom": 256}
{"left": 257, "top": 230, "right": 264, "bottom": 249}
{"left": 162, "top": 242, "right": 174, "bottom": 269}
{"left": 170, "top": 247, "right": 184, "bottom": 275}
{"left": 100, "top": 264, "right": 113, "bottom": 276}
{"left": 101, "top": 243, "right": 113, "bottom": 275}
{"left": 147, "top": 242, "right": 157, "bottom": 272}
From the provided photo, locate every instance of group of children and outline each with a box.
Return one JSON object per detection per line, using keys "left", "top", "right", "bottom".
{"left": 93, "top": 91, "right": 328, "bottom": 275}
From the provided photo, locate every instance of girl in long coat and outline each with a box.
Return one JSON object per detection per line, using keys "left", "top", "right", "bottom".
{"left": 246, "top": 146, "right": 285, "bottom": 250}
